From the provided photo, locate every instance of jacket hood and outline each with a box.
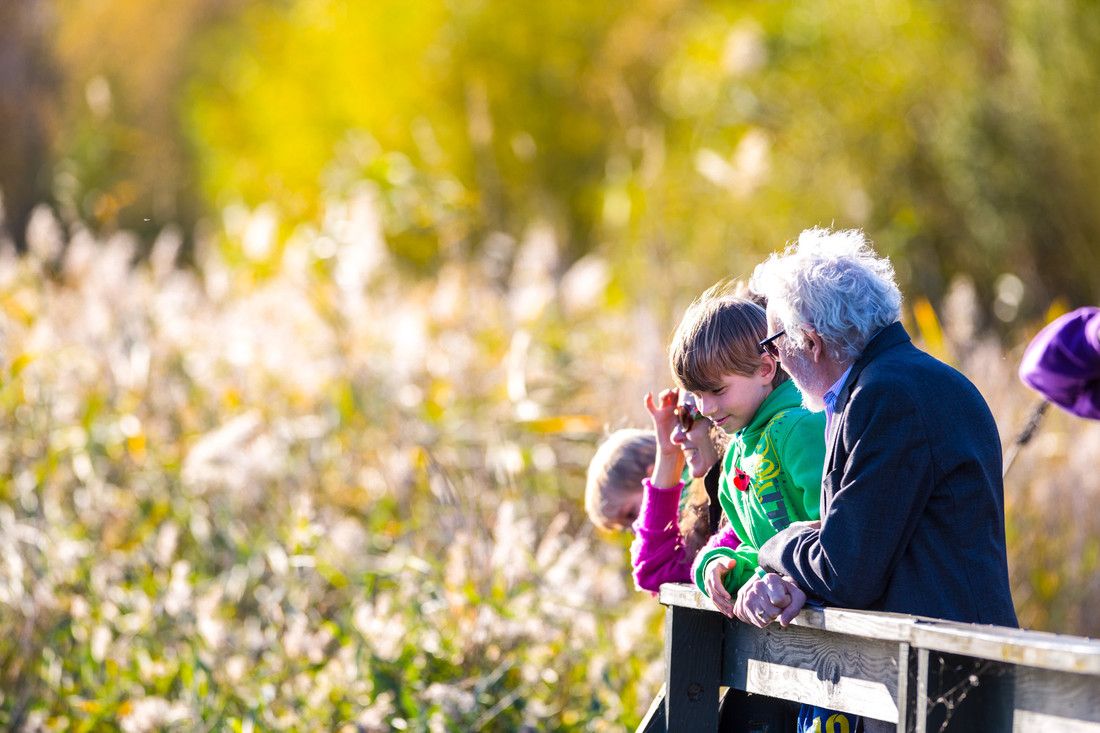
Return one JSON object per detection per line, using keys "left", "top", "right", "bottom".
{"left": 739, "top": 379, "right": 806, "bottom": 442}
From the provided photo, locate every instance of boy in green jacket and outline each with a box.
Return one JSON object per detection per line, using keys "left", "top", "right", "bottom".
{"left": 666, "top": 288, "right": 856, "bottom": 733}
{"left": 667, "top": 291, "right": 826, "bottom": 615}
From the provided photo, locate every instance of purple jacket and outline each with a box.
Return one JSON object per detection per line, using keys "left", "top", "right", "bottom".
{"left": 630, "top": 479, "right": 740, "bottom": 594}
{"left": 1019, "top": 307, "right": 1100, "bottom": 419}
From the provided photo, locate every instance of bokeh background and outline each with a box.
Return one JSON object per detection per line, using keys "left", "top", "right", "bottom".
{"left": 1, "top": 1, "right": 1099, "bottom": 730}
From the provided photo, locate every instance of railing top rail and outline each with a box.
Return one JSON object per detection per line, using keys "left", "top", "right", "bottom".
{"left": 659, "top": 583, "right": 1100, "bottom": 676}
{"left": 909, "top": 619, "right": 1100, "bottom": 675}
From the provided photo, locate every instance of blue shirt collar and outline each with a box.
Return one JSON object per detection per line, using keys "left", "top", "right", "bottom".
{"left": 822, "top": 364, "right": 854, "bottom": 419}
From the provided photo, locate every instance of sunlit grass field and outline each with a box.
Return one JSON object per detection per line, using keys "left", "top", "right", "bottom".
{"left": 1, "top": 202, "right": 1097, "bottom": 731}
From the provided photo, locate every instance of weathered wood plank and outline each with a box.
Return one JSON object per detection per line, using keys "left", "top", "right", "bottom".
{"left": 1011, "top": 711, "right": 1100, "bottom": 732}
{"left": 910, "top": 620, "right": 1100, "bottom": 675}
{"left": 664, "top": 605, "right": 723, "bottom": 731}
{"left": 789, "top": 604, "right": 919, "bottom": 642}
{"left": 659, "top": 582, "right": 719, "bottom": 612}
{"left": 722, "top": 617, "right": 904, "bottom": 723}
{"left": 897, "top": 642, "right": 919, "bottom": 733}
{"left": 662, "top": 582, "right": 1100, "bottom": 677}
{"left": 1009, "top": 664, "right": 1100, "bottom": 731}
{"left": 914, "top": 647, "right": 931, "bottom": 733}
{"left": 659, "top": 583, "right": 917, "bottom": 642}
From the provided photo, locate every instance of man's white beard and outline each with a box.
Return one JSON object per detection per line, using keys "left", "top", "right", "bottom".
{"left": 795, "top": 377, "right": 827, "bottom": 412}
{"left": 783, "top": 350, "right": 829, "bottom": 412}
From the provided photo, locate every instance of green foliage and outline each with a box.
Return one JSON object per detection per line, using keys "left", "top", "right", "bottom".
{"left": 184, "top": 0, "right": 685, "bottom": 273}
{"left": 13, "top": 0, "right": 1096, "bottom": 309}
{"left": 49, "top": 0, "right": 240, "bottom": 241}
{"left": 176, "top": 0, "right": 1100, "bottom": 316}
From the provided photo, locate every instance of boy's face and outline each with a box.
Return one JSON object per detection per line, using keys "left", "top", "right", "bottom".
{"left": 693, "top": 370, "right": 772, "bottom": 435}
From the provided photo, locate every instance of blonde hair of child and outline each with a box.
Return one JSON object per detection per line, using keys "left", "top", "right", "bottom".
{"left": 585, "top": 429, "right": 655, "bottom": 532}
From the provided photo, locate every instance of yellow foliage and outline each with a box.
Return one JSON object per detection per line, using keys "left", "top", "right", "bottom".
{"left": 519, "top": 414, "right": 603, "bottom": 435}
{"left": 911, "top": 297, "right": 945, "bottom": 360}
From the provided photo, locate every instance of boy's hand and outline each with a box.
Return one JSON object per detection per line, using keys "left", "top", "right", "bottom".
{"left": 644, "top": 389, "right": 685, "bottom": 488}
{"left": 703, "top": 557, "right": 738, "bottom": 618}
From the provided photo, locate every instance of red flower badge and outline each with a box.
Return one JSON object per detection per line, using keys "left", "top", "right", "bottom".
{"left": 733, "top": 468, "right": 751, "bottom": 491}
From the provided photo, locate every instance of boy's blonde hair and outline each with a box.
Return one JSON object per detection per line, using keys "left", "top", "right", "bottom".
{"left": 585, "top": 429, "right": 654, "bottom": 532}
{"left": 669, "top": 284, "right": 787, "bottom": 394}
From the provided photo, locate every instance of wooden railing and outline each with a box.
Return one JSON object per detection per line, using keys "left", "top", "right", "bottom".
{"left": 639, "top": 583, "right": 1100, "bottom": 732}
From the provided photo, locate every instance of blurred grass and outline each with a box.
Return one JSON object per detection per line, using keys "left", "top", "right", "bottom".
{"left": 0, "top": 201, "right": 671, "bottom": 731}
{"left": 0, "top": 201, "right": 1097, "bottom": 731}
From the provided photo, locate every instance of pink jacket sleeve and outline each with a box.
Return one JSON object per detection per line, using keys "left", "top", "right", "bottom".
{"left": 630, "top": 480, "right": 690, "bottom": 594}
{"left": 630, "top": 479, "right": 741, "bottom": 594}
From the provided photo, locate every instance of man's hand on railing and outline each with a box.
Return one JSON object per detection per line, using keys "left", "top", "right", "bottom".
{"left": 733, "top": 573, "right": 807, "bottom": 628}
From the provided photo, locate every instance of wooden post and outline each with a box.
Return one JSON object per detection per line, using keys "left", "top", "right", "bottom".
{"left": 896, "top": 642, "right": 919, "bottom": 733}
{"left": 912, "top": 647, "right": 927, "bottom": 733}
{"left": 664, "top": 604, "right": 723, "bottom": 731}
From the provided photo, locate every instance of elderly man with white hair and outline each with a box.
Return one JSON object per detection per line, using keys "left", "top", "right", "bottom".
{"left": 736, "top": 228, "right": 1017, "bottom": 635}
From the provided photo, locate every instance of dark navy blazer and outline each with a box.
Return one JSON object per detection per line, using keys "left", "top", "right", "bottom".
{"left": 759, "top": 322, "right": 1018, "bottom": 626}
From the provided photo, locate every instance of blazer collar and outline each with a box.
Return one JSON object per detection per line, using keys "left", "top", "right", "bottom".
{"left": 831, "top": 321, "right": 910, "bottom": 419}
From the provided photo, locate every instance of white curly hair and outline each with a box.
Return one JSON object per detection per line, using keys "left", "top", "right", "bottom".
{"left": 749, "top": 227, "right": 902, "bottom": 362}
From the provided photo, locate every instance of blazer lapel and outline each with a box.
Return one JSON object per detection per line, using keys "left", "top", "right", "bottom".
{"left": 821, "top": 321, "right": 912, "bottom": 501}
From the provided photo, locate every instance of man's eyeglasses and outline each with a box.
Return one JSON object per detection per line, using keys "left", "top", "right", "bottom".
{"left": 674, "top": 400, "right": 707, "bottom": 433}
{"left": 758, "top": 330, "right": 786, "bottom": 359}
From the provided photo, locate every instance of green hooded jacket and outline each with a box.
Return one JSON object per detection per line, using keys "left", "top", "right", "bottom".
{"left": 694, "top": 379, "right": 826, "bottom": 596}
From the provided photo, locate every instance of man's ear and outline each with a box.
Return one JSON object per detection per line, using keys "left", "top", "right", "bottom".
{"left": 804, "top": 328, "right": 826, "bottom": 363}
